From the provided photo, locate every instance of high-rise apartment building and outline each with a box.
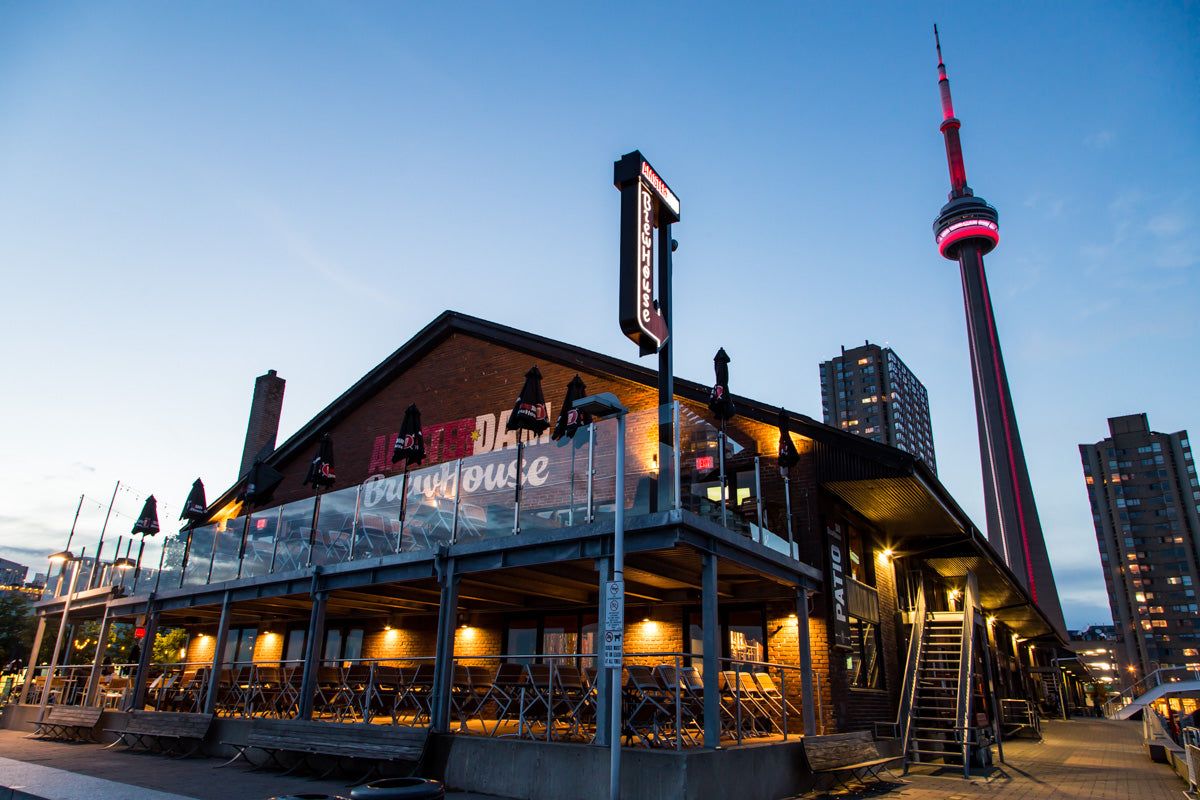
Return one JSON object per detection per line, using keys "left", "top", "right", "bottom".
{"left": 1080, "top": 414, "right": 1200, "bottom": 677}
{"left": 819, "top": 342, "right": 937, "bottom": 473}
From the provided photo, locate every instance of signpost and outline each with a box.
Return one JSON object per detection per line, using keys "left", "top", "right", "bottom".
{"left": 604, "top": 579, "right": 624, "bottom": 668}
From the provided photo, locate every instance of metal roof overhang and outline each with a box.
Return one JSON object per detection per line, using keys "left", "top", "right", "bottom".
{"left": 73, "top": 511, "right": 821, "bottom": 628}
{"left": 822, "top": 474, "right": 1061, "bottom": 642}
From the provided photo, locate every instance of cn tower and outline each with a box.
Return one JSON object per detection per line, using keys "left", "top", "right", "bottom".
{"left": 932, "top": 26, "right": 1066, "bottom": 636}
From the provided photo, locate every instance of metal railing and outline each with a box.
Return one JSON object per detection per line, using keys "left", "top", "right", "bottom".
{"left": 26, "top": 651, "right": 822, "bottom": 749}
{"left": 36, "top": 402, "right": 805, "bottom": 598}
{"left": 1103, "top": 666, "right": 1200, "bottom": 718}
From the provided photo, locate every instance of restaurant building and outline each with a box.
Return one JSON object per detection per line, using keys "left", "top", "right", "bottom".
{"left": 12, "top": 311, "right": 1079, "bottom": 799}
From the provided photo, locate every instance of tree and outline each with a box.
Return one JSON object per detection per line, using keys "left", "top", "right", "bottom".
{"left": 0, "top": 592, "right": 34, "bottom": 667}
{"left": 152, "top": 628, "right": 188, "bottom": 664}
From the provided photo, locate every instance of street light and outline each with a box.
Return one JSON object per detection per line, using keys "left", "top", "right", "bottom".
{"left": 573, "top": 392, "right": 627, "bottom": 800}
{"left": 38, "top": 550, "right": 84, "bottom": 723}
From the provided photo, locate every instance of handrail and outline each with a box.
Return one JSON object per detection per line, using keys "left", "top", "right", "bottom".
{"left": 956, "top": 571, "right": 979, "bottom": 778}
{"left": 1103, "top": 665, "right": 1200, "bottom": 718}
{"left": 897, "top": 580, "right": 927, "bottom": 770}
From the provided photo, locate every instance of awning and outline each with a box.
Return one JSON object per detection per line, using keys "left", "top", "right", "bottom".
{"left": 823, "top": 473, "right": 1062, "bottom": 642}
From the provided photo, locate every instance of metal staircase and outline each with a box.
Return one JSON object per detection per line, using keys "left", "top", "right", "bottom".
{"left": 898, "top": 572, "right": 995, "bottom": 777}
{"left": 908, "top": 616, "right": 965, "bottom": 765}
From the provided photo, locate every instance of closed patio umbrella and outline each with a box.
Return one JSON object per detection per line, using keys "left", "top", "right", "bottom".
{"left": 707, "top": 348, "right": 736, "bottom": 527}
{"left": 391, "top": 404, "right": 426, "bottom": 552}
{"left": 777, "top": 408, "right": 800, "bottom": 552}
{"left": 180, "top": 479, "right": 207, "bottom": 524}
{"left": 392, "top": 404, "right": 426, "bottom": 466}
{"left": 552, "top": 375, "right": 592, "bottom": 525}
{"left": 303, "top": 433, "right": 337, "bottom": 490}
{"left": 130, "top": 495, "right": 160, "bottom": 584}
{"left": 506, "top": 365, "right": 550, "bottom": 534}
{"left": 239, "top": 459, "right": 284, "bottom": 506}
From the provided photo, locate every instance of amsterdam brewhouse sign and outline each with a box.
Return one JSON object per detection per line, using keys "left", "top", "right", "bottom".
{"left": 614, "top": 150, "right": 679, "bottom": 356}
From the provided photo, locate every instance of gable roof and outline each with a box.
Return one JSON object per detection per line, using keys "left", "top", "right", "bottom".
{"left": 206, "top": 309, "right": 926, "bottom": 518}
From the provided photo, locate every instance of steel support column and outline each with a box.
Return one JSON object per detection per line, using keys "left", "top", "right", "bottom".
{"left": 702, "top": 551, "right": 720, "bottom": 747}
{"left": 298, "top": 589, "right": 329, "bottom": 721}
{"left": 431, "top": 554, "right": 459, "bottom": 733}
{"left": 204, "top": 591, "right": 233, "bottom": 714}
{"left": 797, "top": 588, "right": 816, "bottom": 736}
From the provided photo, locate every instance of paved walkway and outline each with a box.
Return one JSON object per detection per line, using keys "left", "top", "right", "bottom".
{"left": 0, "top": 718, "right": 1187, "bottom": 800}
{"left": 0, "top": 729, "right": 511, "bottom": 800}
{"left": 842, "top": 718, "right": 1187, "bottom": 800}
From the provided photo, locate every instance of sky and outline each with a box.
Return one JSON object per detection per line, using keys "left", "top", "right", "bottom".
{"left": 1, "top": 2, "right": 1197, "bottom": 630}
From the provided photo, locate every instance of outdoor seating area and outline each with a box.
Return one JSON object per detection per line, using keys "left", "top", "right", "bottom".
{"left": 28, "top": 653, "right": 813, "bottom": 751}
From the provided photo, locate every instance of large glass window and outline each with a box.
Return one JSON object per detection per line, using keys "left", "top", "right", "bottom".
{"left": 283, "top": 627, "right": 306, "bottom": 663}
{"left": 223, "top": 627, "right": 258, "bottom": 664}
{"left": 503, "top": 613, "right": 597, "bottom": 666}
{"left": 848, "top": 618, "right": 883, "bottom": 689}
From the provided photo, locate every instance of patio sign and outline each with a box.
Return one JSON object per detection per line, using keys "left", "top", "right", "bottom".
{"left": 827, "top": 522, "right": 852, "bottom": 651}
{"left": 614, "top": 150, "right": 678, "bottom": 356}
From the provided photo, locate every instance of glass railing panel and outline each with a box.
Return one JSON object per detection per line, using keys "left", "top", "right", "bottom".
{"left": 676, "top": 408, "right": 757, "bottom": 533}
{"left": 182, "top": 523, "right": 219, "bottom": 586}
{"left": 622, "top": 405, "right": 665, "bottom": 517}
{"left": 517, "top": 433, "right": 581, "bottom": 534}
{"left": 312, "top": 486, "right": 359, "bottom": 567}
{"left": 357, "top": 473, "right": 406, "bottom": 555}
{"left": 454, "top": 448, "right": 518, "bottom": 541}
{"left": 240, "top": 508, "right": 281, "bottom": 579}
{"left": 208, "top": 518, "right": 245, "bottom": 584}
{"left": 402, "top": 463, "right": 457, "bottom": 551}
{"left": 271, "top": 497, "right": 316, "bottom": 573}
{"left": 155, "top": 531, "right": 189, "bottom": 591}
{"left": 588, "top": 417, "right": 618, "bottom": 526}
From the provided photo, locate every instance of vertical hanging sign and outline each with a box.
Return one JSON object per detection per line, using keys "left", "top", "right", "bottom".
{"left": 827, "top": 521, "right": 853, "bottom": 651}
{"left": 615, "top": 150, "right": 679, "bottom": 356}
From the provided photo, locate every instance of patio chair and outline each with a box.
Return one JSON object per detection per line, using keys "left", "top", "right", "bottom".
{"left": 483, "top": 662, "right": 528, "bottom": 737}
{"left": 554, "top": 664, "right": 595, "bottom": 742}
{"left": 751, "top": 671, "right": 800, "bottom": 732}
{"left": 623, "top": 665, "right": 680, "bottom": 747}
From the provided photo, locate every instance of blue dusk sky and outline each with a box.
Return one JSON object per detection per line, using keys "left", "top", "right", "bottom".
{"left": 1, "top": 2, "right": 1197, "bottom": 629}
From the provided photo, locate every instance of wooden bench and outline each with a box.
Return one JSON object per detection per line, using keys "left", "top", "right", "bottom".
{"left": 103, "top": 710, "right": 214, "bottom": 757}
{"left": 801, "top": 730, "right": 900, "bottom": 790}
{"left": 27, "top": 705, "right": 103, "bottom": 742}
{"left": 220, "top": 719, "right": 430, "bottom": 784}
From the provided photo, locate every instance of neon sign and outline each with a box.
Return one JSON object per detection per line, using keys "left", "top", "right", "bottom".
{"left": 615, "top": 150, "right": 678, "bottom": 356}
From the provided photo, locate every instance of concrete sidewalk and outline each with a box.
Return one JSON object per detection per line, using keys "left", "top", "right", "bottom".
{"left": 808, "top": 718, "right": 1187, "bottom": 800}
{"left": 0, "top": 729, "right": 512, "bottom": 800}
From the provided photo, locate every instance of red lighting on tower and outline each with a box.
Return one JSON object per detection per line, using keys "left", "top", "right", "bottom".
{"left": 930, "top": 26, "right": 1066, "bottom": 638}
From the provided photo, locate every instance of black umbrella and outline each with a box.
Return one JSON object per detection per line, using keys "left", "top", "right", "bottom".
{"left": 707, "top": 348, "right": 735, "bottom": 527}
{"left": 391, "top": 404, "right": 425, "bottom": 553}
{"left": 239, "top": 459, "right": 284, "bottom": 506}
{"left": 132, "top": 496, "right": 160, "bottom": 536}
{"left": 777, "top": 409, "right": 800, "bottom": 472}
{"left": 508, "top": 366, "right": 550, "bottom": 436}
{"left": 180, "top": 479, "right": 207, "bottom": 525}
{"left": 551, "top": 375, "right": 591, "bottom": 441}
{"left": 552, "top": 375, "right": 592, "bottom": 526}
{"left": 506, "top": 365, "right": 550, "bottom": 534}
{"left": 777, "top": 408, "right": 800, "bottom": 551}
{"left": 707, "top": 348, "right": 736, "bottom": 421}
{"left": 130, "top": 495, "right": 160, "bottom": 586}
{"left": 392, "top": 404, "right": 426, "bottom": 466}
{"left": 303, "top": 433, "right": 337, "bottom": 490}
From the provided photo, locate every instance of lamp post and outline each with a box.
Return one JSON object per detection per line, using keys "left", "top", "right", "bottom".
{"left": 38, "top": 549, "right": 83, "bottom": 720}
{"left": 573, "top": 392, "right": 627, "bottom": 800}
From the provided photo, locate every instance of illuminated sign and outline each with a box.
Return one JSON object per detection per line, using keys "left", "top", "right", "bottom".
{"left": 615, "top": 150, "right": 678, "bottom": 356}
{"left": 827, "top": 523, "right": 852, "bottom": 650}
{"left": 696, "top": 456, "right": 714, "bottom": 470}
{"left": 936, "top": 216, "right": 999, "bottom": 258}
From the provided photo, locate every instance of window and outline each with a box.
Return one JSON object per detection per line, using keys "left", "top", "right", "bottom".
{"left": 847, "top": 618, "right": 884, "bottom": 689}
{"left": 224, "top": 627, "right": 258, "bottom": 664}
{"left": 322, "top": 625, "right": 364, "bottom": 665}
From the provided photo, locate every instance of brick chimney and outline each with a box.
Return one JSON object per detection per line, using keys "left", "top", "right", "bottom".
{"left": 239, "top": 369, "right": 285, "bottom": 479}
